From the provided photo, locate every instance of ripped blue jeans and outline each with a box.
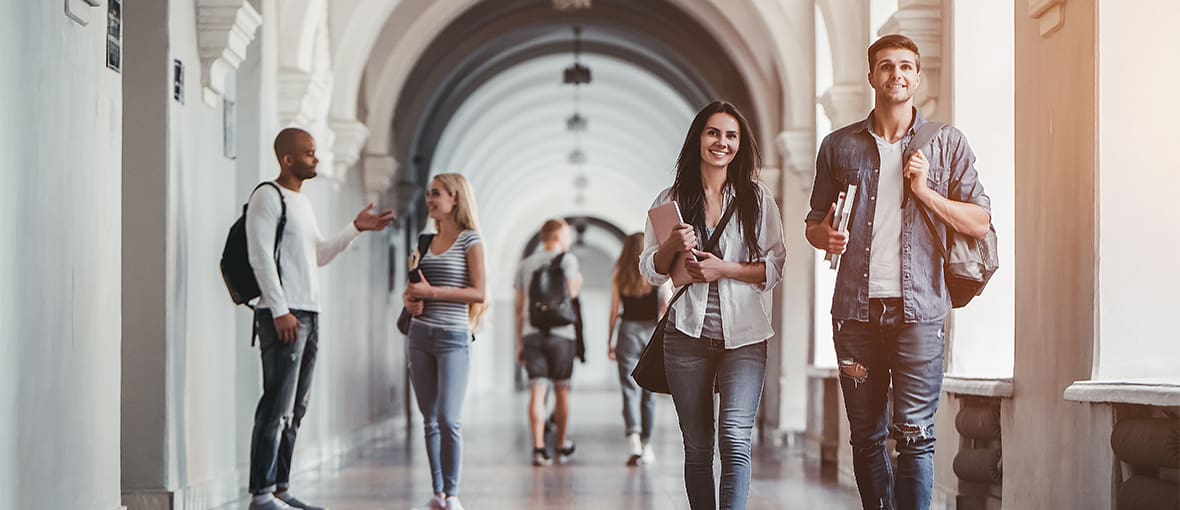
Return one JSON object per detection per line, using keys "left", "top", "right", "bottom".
{"left": 833, "top": 298, "right": 945, "bottom": 510}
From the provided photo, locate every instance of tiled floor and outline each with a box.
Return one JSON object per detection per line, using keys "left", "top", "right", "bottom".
{"left": 217, "top": 390, "right": 859, "bottom": 509}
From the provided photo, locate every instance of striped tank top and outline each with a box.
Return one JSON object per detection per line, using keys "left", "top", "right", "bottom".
{"left": 415, "top": 230, "right": 481, "bottom": 330}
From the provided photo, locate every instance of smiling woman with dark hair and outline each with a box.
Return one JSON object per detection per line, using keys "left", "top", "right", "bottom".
{"left": 638, "top": 100, "right": 787, "bottom": 510}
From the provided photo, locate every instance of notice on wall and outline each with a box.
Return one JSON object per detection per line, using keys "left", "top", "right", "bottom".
{"left": 106, "top": 0, "right": 121, "bottom": 73}
{"left": 174, "top": 60, "right": 185, "bottom": 104}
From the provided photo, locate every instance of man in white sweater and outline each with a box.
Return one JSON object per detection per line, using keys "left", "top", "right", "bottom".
{"left": 245, "top": 128, "right": 395, "bottom": 510}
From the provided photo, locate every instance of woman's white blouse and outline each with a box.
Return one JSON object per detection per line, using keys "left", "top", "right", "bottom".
{"left": 639, "top": 181, "right": 787, "bottom": 349}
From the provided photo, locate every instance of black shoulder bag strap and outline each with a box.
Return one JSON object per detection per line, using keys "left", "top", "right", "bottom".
{"left": 662, "top": 197, "right": 740, "bottom": 312}
{"left": 415, "top": 232, "right": 435, "bottom": 268}
{"left": 250, "top": 181, "right": 287, "bottom": 345}
{"left": 901, "top": 122, "right": 951, "bottom": 260}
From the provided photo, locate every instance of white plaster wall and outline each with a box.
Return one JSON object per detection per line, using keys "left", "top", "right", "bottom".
{"left": 1095, "top": 0, "right": 1180, "bottom": 381}
{"left": 946, "top": 0, "right": 1015, "bottom": 378}
{"left": 0, "top": 2, "right": 123, "bottom": 509}
{"left": 170, "top": 1, "right": 243, "bottom": 497}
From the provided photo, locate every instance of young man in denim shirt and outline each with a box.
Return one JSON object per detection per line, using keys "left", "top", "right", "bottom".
{"left": 805, "top": 34, "right": 992, "bottom": 510}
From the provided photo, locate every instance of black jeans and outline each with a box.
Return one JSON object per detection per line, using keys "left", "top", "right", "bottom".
{"left": 249, "top": 309, "right": 319, "bottom": 495}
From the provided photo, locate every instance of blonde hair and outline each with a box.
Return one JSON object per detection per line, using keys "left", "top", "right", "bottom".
{"left": 430, "top": 173, "right": 487, "bottom": 329}
{"left": 612, "top": 233, "right": 652, "bottom": 298}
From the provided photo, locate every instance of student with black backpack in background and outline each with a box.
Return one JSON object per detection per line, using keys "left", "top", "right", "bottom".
{"left": 515, "top": 219, "right": 583, "bottom": 466}
{"left": 243, "top": 128, "right": 394, "bottom": 510}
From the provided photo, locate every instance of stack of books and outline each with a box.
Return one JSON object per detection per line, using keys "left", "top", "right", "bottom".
{"left": 825, "top": 184, "right": 857, "bottom": 270}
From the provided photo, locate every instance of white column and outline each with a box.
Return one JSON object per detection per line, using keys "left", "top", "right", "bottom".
{"left": 944, "top": 0, "right": 1015, "bottom": 378}
{"left": 330, "top": 117, "right": 370, "bottom": 182}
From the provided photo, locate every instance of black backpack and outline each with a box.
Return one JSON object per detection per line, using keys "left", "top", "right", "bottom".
{"left": 220, "top": 182, "right": 287, "bottom": 307}
{"left": 528, "top": 252, "right": 576, "bottom": 330}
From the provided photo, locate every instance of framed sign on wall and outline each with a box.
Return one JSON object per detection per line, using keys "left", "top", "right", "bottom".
{"left": 106, "top": 0, "right": 122, "bottom": 72}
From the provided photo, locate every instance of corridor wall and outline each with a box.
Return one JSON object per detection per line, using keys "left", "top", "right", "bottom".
{"left": 0, "top": 2, "right": 124, "bottom": 509}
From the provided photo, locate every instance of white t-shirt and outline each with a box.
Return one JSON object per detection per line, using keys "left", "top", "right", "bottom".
{"left": 868, "top": 132, "right": 904, "bottom": 298}
{"left": 246, "top": 182, "right": 360, "bottom": 317}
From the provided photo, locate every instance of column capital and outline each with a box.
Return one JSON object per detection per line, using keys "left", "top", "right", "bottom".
{"left": 775, "top": 129, "right": 815, "bottom": 191}
{"left": 819, "top": 83, "right": 869, "bottom": 128}
{"left": 330, "top": 117, "right": 370, "bottom": 182}
{"left": 363, "top": 154, "right": 399, "bottom": 198}
{"left": 197, "top": 0, "right": 262, "bottom": 107}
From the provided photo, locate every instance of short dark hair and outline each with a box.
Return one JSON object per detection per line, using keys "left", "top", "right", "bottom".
{"left": 867, "top": 34, "right": 921, "bottom": 72}
{"left": 273, "top": 127, "right": 312, "bottom": 160}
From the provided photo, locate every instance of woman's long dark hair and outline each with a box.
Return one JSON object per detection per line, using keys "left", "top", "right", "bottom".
{"left": 670, "top": 101, "right": 763, "bottom": 261}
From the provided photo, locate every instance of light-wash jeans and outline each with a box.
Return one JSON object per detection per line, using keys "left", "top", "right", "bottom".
{"left": 834, "top": 297, "right": 945, "bottom": 510}
{"left": 408, "top": 321, "right": 471, "bottom": 496}
{"left": 664, "top": 327, "right": 767, "bottom": 510}
{"left": 615, "top": 319, "right": 657, "bottom": 440}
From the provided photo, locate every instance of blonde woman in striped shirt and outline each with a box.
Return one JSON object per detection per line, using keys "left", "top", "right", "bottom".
{"left": 402, "top": 173, "right": 486, "bottom": 510}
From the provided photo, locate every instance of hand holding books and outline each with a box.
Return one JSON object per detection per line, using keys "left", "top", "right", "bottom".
{"left": 825, "top": 184, "right": 857, "bottom": 270}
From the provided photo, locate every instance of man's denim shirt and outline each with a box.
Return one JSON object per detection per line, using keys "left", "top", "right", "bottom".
{"left": 806, "top": 109, "right": 991, "bottom": 324}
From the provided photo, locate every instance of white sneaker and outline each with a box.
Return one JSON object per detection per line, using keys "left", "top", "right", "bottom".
{"left": 532, "top": 447, "right": 553, "bottom": 466}
{"left": 625, "top": 433, "right": 643, "bottom": 466}
{"left": 640, "top": 442, "right": 655, "bottom": 465}
{"left": 445, "top": 496, "right": 465, "bottom": 510}
{"left": 411, "top": 495, "right": 446, "bottom": 510}
{"left": 556, "top": 440, "right": 576, "bottom": 464}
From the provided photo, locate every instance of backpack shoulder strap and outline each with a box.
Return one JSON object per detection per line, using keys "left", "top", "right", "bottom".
{"left": 903, "top": 123, "right": 951, "bottom": 260}
{"left": 252, "top": 181, "right": 287, "bottom": 283}
{"left": 903, "top": 121, "right": 947, "bottom": 164}
{"left": 252, "top": 181, "right": 287, "bottom": 218}
{"left": 901, "top": 121, "right": 948, "bottom": 210}
{"left": 549, "top": 251, "right": 567, "bottom": 270}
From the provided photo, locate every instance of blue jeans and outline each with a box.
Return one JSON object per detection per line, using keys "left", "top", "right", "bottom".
{"left": 615, "top": 320, "right": 657, "bottom": 440}
{"left": 664, "top": 328, "right": 767, "bottom": 510}
{"left": 408, "top": 322, "right": 471, "bottom": 496}
{"left": 249, "top": 309, "right": 319, "bottom": 495}
{"left": 834, "top": 298, "right": 945, "bottom": 510}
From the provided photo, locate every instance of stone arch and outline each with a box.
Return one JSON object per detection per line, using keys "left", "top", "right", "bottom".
{"left": 276, "top": 0, "right": 327, "bottom": 72}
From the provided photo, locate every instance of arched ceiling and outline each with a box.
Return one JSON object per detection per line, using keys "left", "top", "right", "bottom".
{"left": 388, "top": 0, "right": 763, "bottom": 186}
{"left": 322, "top": 0, "right": 819, "bottom": 297}
{"left": 426, "top": 52, "right": 693, "bottom": 298}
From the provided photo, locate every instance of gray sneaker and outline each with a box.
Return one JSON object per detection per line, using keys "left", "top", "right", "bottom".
{"left": 277, "top": 493, "right": 327, "bottom": 510}
{"left": 248, "top": 498, "right": 293, "bottom": 510}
